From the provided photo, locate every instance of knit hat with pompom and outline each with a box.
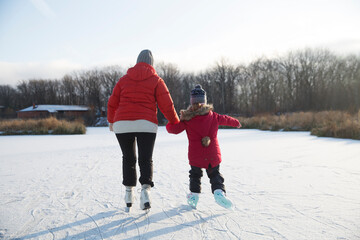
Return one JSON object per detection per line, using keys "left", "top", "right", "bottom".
{"left": 190, "top": 84, "right": 206, "bottom": 105}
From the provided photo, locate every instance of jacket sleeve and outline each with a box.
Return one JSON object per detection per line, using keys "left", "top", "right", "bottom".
{"left": 166, "top": 121, "right": 186, "bottom": 134}
{"left": 216, "top": 113, "right": 241, "bottom": 128}
{"left": 155, "top": 78, "right": 180, "bottom": 124}
{"left": 107, "top": 81, "right": 121, "bottom": 123}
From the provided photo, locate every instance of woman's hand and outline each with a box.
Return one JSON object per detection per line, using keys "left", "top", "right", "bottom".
{"left": 109, "top": 123, "right": 114, "bottom": 132}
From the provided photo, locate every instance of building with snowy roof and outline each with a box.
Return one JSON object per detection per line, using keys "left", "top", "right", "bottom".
{"left": 17, "top": 104, "right": 90, "bottom": 119}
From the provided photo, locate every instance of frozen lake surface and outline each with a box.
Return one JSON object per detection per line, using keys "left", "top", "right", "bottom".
{"left": 1, "top": 127, "right": 359, "bottom": 239}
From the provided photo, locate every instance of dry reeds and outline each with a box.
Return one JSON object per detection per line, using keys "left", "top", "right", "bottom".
{"left": 0, "top": 117, "right": 86, "bottom": 135}
{"left": 237, "top": 111, "right": 360, "bottom": 140}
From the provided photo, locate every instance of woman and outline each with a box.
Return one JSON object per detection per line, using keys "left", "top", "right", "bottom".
{"left": 107, "top": 49, "right": 179, "bottom": 210}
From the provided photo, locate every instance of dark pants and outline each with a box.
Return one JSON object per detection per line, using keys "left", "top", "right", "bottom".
{"left": 116, "top": 132, "right": 156, "bottom": 188}
{"left": 189, "top": 164, "right": 225, "bottom": 194}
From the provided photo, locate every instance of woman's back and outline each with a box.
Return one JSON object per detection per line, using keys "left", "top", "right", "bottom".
{"left": 107, "top": 62, "right": 179, "bottom": 125}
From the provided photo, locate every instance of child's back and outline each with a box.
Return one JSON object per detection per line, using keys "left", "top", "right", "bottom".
{"left": 167, "top": 103, "right": 240, "bottom": 169}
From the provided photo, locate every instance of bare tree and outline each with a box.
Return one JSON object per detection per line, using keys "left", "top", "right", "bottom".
{"left": 60, "top": 75, "right": 78, "bottom": 105}
{"left": 156, "top": 62, "right": 183, "bottom": 110}
{"left": 100, "top": 65, "right": 124, "bottom": 99}
{"left": 0, "top": 85, "right": 17, "bottom": 115}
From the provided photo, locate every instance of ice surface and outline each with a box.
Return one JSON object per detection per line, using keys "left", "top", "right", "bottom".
{"left": 0, "top": 127, "right": 359, "bottom": 239}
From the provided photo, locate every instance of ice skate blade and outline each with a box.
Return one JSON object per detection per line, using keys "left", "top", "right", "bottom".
{"left": 188, "top": 204, "right": 197, "bottom": 209}
{"left": 187, "top": 200, "right": 197, "bottom": 209}
{"left": 215, "top": 199, "right": 233, "bottom": 209}
{"left": 142, "top": 202, "right": 151, "bottom": 210}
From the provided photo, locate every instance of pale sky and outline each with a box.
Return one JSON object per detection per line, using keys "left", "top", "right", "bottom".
{"left": 1, "top": 0, "right": 360, "bottom": 85}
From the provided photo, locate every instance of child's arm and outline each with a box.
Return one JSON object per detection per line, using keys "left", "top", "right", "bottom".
{"left": 166, "top": 121, "right": 186, "bottom": 134}
{"left": 216, "top": 113, "right": 241, "bottom": 128}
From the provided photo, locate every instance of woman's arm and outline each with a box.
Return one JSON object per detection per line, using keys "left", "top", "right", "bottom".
{"left": 107, "top": 82, "right": 121, "bottom": 124}
{"left": 155, "top": 78, "right": 180, "bottom": 124}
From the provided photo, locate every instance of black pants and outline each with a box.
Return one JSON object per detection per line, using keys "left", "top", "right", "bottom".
{"left": 116, "top": 132, "right": 156, "bottom": 187}
{"left": 189, "top": 164, "right": 225, "bottom": 194}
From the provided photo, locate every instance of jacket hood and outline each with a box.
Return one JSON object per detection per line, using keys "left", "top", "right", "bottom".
{"left": 127, "top": 62, "right": 157, "bottom": 80}
{"left": 180, "top": 104, "right": 213, "bottom": 121}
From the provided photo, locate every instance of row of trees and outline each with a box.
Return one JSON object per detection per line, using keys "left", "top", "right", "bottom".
{"left": 0, "top": 66, "right": 124, "bottom": 119}
{"left": 160, "top": 48, "right": 360, "bottom": 116}
{"left": 1, "top": 49, "right": 359, "bottom": 121}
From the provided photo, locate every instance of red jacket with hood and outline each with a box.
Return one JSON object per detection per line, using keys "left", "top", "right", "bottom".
{"left": 107, "top": 62, "right": 179, "bottom": 125}
{"left": 166, "top": 104, "right": 240, "bottom": 169}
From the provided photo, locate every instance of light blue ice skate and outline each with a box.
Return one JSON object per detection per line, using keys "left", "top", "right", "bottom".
{"left": 187, "top": 192, "right": 199, "bottom": 208}
{"left": 214, "top": 189, "right": 233, "bottom": 209}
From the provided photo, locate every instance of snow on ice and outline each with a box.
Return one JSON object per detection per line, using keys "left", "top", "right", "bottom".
{"left": 0, "top": 127, "right": 359, "bottom": 239}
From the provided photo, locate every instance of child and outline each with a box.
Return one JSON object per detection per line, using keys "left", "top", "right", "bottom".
{"left": 166, "top": 85, "right": 241, "bottom": 209}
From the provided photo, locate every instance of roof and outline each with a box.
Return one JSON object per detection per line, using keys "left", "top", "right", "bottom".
{"left": 18, "top": 105, "right": 89, "bottom": 113}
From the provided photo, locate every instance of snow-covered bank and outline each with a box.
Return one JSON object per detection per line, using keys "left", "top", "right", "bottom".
{"left": 1, "top": 127, "right": 359, "bottom": 239}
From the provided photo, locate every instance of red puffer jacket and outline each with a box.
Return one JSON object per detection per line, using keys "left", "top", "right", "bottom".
{"left": 166, "top": 104, "right": 240, "bottom": 169}
{"left": 107, "top": 62, "right": 179, "bottom": 125}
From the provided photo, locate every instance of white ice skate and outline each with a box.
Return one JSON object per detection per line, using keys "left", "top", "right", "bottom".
{"left": 187, "top": 192, "right": 199, "bottom": 209}
{"left": 214, "top": 189, "right": 233, "bottom": 209}
{"left": 125, "top": 186, "right": 134, "bottom": 209}
{"left": 140, "top": 184, "right": 151, "bottom": 210}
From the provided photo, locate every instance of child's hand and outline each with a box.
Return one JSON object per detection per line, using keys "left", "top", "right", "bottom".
{"left": 109, "top": 123, "right": 114, "bottom": 132}
{"left": 237, "top": 123, "right": 242, "bottom": 128}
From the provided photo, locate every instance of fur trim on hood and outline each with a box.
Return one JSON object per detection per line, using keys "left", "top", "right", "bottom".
{"left": 180, "top": 104, "right": 213, "bottom": 121}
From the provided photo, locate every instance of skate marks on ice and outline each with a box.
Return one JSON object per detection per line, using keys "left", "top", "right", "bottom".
{"left": 12, "top": 206, "right": 226, "bottom": 240}
{"left": 0, "top": 205, "right": 271, "bottom": 240}
{"left": 12, "top": 211, "right": 116, "bottom": 240}
{"left": 158, "top": 194, "right": 262, "bottom": 240}
{"left": 13, "top": 210, "right": 144, "bottom": 239}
